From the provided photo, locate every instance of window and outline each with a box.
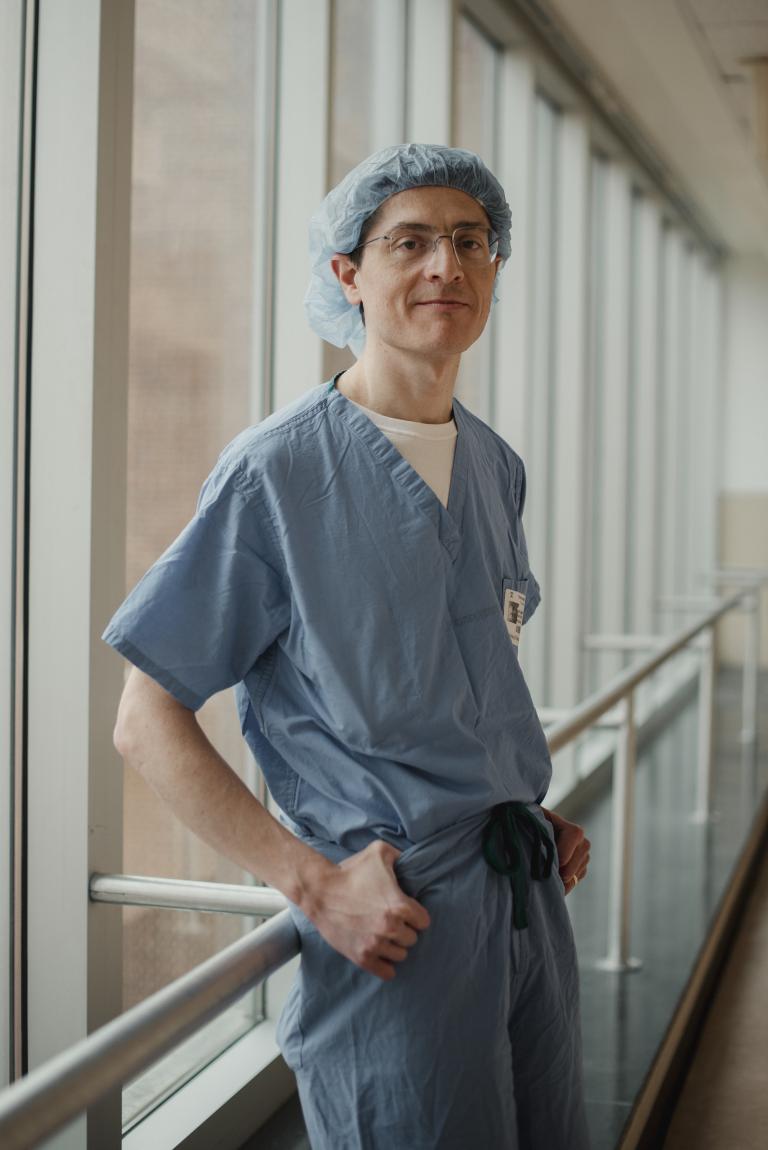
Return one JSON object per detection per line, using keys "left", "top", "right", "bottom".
{"left": 454, "top": 12, "right": 501, "bottom": 424}
{"left": 329, "top": 0, "right": 376, "bottom": 189}
{"left": 524, "top": 94, "right": 561, "bottom": 703}
{"left": 323, "top": 0, "right": 409, "bottom": 382}
{"left": 583, "top": 153, "right": 637, "bottom": 694}
{"left": 625, "top": 190, "right": 662, "bottom": 650}
{"left": 657, "top": 223, "right": 683, "bottom": 632}
{"left": 121, "top": 0, "right": 275, "bottom": 1125}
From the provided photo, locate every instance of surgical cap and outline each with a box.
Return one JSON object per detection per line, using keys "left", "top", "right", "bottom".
{"left": 305, "top": 143, "right": 512, "bottom": 356}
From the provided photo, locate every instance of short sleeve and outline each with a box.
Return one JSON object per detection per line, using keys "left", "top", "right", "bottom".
{"left": 514, "top": 457, "right": 541, "bottom": 624}
{"left": 102, "top": 460, "right": 290, "bottom": 711}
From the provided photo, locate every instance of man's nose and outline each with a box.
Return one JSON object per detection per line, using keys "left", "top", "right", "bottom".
{"left": 424, "top": 235, "right": 464, "bottom": 279}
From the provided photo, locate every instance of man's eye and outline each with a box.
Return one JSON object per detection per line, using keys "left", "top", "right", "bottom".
{"left": 391, "top": 234, "right": 427, "bottom": 254}
{"left": 456, "top": 231, "right": 487, "bottom": 252}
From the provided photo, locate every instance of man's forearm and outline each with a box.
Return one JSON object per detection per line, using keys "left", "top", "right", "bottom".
{"left": 114, "top": 668, "right": 433, "bottom": 978}
{"left": 114, "top": 668, "right": 334, "bottom": 914}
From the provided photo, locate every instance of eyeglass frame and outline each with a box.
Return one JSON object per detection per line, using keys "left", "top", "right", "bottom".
{"left": 354, "top": 224, "right": 500, "bottom": 268}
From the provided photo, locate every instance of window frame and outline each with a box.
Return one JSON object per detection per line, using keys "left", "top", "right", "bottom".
{"left": 0, "top": 0, "right": 27, "bottom": 1095}
{"left": 25, "top": 4, "right": 134, "bottom": 1147}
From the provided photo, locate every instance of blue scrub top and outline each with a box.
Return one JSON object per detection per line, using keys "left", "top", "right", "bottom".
{"left": 103, "top": 381, "right": 551, "bottom": 851}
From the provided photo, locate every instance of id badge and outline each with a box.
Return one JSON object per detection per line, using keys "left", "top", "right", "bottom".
{"left": 503, "top": 586, "right": 526, "bottom": 648}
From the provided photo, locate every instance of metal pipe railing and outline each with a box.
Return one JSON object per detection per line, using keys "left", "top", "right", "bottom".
{"left": 566, "top": 579, "right": 763, "bottom": 969}
{"left": 546, "top": 586, "right": 747, "bottom": 756}
{"left": 90, "top": 873, "right": 288, "bottom": 917}
{"left": 0, "top": 575, "right": 763, "bottom": 1147}
{"left": 0, "top": 913, "right": 298, "bottom": 1150}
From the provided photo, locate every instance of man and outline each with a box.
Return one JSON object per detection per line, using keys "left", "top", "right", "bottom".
{"left": 106, "top": 144, "right": 591, "bottom": 1149}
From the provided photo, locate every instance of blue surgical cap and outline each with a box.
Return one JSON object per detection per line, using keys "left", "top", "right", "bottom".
{"left": 305, "top": 143, "right": 512, "bottom": 356}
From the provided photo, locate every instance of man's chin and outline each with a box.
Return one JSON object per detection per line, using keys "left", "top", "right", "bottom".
{"left": 400, "top": 319, "right": 483, "bottom": 356}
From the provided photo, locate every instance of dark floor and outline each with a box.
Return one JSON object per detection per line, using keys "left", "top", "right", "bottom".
{"left": 243, "top": 668, "right": 768, "bottom": 1149}
{"left": 244, "top": 1094, "right": 308, "bottom": 1150}
{"left": 663, "top": 842, "right": 768, "bottom": 1148}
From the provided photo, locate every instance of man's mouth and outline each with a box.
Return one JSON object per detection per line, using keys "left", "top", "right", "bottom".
{"left": 414, "top": 299, "right": 469, "bottom": 310}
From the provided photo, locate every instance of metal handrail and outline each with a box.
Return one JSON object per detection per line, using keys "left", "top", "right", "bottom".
{"left": 549, "top": 581, "right": 763, "bottom": 970}
{"left": 0, "top": 913, "right": 299, "bottom": 1150}
{"left": 0, "top": 577, "right": 763, "bottom": 1148}
{"left": 90, "top": 873, "right": 288, "bottom": 917}
{"left": 546, "top": 587, "right": 746, "bottom": 756}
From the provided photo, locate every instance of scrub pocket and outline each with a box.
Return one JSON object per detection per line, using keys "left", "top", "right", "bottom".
{"left": 450, "top": 572, "right": 534, "bottom": 729}
{"left": 502, "top": 575, "right": 529, "bottom": 651}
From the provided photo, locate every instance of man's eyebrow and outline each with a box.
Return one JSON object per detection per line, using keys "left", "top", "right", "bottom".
{"left": 386, "top": 219, "right": 490, "bottom": 231}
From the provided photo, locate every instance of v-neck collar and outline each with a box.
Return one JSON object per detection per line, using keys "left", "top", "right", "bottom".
{"left": 326, "top": 379, "right": 468, "bottom": 561}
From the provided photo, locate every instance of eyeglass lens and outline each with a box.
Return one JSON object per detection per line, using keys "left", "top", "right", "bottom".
{"left": 386, "top": 226, "right": 498, "bottom": 265}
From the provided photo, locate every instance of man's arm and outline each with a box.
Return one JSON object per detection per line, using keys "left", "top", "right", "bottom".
{"left": 114, "top": 667, "right": 430, "bottom": 980}
{"left": 541, "top": 806, "right": 590, "bottom": 893}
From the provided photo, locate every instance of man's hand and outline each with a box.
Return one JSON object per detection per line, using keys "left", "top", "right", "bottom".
{"left": 541, "top": 807, "right": 590, "bottom": 894}
{"left": 305, "top": 840, "right": 431, "bottom": 982}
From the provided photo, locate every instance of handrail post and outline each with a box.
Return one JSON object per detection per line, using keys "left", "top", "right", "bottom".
{"left": 597, "top": 691, "right": 642, "bottom": 972}
{"left": 741, "top": 590, "right": 760, "bottom": 747}
{"left": 691, "top": 628, "right": 717, "bottom": 824}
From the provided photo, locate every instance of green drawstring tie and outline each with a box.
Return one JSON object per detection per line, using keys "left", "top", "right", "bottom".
{"left": 482, "top": 802, "right": 555, "bottom": 929}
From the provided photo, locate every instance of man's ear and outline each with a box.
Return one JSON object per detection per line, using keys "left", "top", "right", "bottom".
{"left": 331, "top": 254, "right": 361, "bottom": 306}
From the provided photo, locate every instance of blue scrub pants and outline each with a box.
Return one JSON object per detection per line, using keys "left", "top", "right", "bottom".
{"left": 277, "top": 809, "right": 590, "bottom": 1150}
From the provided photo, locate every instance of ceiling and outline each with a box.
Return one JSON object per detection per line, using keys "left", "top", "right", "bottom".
{"left": 685, "top": 0, "right": 768, "bottom": 144}
{"left": 543, "top": 0, "right": 768, "bottom": 259}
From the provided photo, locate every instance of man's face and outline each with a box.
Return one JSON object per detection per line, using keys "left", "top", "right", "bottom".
{"left": 333, "top": 186, "right": 500, "bottom": 362}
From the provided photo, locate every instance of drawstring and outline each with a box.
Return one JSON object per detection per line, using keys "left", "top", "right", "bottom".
{"left": 482, "top": 802, "right": 555, "bottom": 929}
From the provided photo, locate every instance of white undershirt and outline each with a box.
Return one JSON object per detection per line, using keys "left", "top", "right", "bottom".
{"left": 349, "top": 399, "right": 458, "bottom": 509}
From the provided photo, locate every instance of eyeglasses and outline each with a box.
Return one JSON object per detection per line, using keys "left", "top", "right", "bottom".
{"left": 357, "top": 225, "right": 499, "bottom": 267}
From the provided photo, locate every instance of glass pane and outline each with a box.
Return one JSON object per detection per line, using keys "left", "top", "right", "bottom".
{"left": 329, "top": 0, "right": 375, "bottom": 188}
{"left": 323, "top": 0, "right": 376, "bottom": 379}
{"left": 657, "top": 224, "right": 682, "bottom": 638}
{"left": 625, "top": 189, "right": 643, "bottom": 634}
{"left": 454, "top": 14, "right": 500, "bottom": 424}
{"left": 123, "top": 0, "right": 269, "bottom": 1125}
{"left": 523, "top": 95, "right": 560, "bottom": 704}
{"left": 454, "top": 14, "right": 497, "bottom": 161}
{"left": 676, "top": 243, "right": 694, "bottom": 596}
{"left": 583, "top": 153, "right": 608, "bottom": 696}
